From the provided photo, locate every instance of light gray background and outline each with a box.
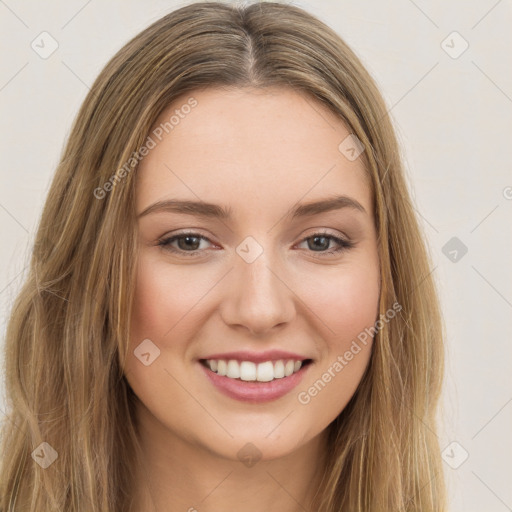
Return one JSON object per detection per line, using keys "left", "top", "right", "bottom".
{"left": 1, "top": 1, "right": 511, "bottom": 510}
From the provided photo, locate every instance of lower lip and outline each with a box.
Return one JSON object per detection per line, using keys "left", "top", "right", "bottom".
{"left": 199, "top": 361, "right": 312, "bottom": 403}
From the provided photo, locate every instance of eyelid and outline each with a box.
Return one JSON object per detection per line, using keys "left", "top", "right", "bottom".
{"left": 298, "top": 227, "right": 351, "bottom": 242}
{"left": 294, "top": 230, "right": 354, "bottom": 254}
{"left": 157, "top": 230, "right": 217, "bottom": 256}
{"left": 157, "top": 228, "right": 354, "bottom": 258}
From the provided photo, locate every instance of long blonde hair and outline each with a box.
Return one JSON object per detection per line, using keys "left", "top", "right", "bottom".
{"left": 0, "top": 2, "right": 446, "bottom": 510}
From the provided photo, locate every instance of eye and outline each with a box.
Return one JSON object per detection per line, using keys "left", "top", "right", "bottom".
{"left": 157, "top": 230, "right": 354, "bottom": 258}
{"left": 158, "top": 232, "right": 214, "bottom": 257}
{"left": 296, "top": 231, "right": 354, "bottom": 256}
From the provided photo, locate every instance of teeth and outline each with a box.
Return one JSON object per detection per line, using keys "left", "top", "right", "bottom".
{"left": 205, "top": 358, "right": 306, "bottom": 382}
{"left": 256, "top": 361, "right": 274, "bottom": 382}
{"left": 274, "top": 360, "right": 285, "bottom": 378}
{"left": 217, "top": 359, "right": 227, "bottom": 376}
{"left": 240, "top": 361, "right": 256, "bottom": 381}
{"left": 226, "top": 360, "right": 240, "bottom": 379}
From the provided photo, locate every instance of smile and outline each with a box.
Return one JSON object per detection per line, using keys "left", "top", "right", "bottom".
{"left": 201, "top": 358, "right": 310, "bottom": 382}
{"left": 199, "top": 358, "right": 313, "bottom": 403}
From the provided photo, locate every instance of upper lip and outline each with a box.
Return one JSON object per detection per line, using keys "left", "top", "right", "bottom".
{"left": 199, "top": 350, "right": 311, "bottom": 364}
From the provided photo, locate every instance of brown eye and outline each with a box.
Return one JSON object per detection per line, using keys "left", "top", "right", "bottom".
{"left": 158, "top": 233, "right": 212, "bottom": 256}
{"left": 175, "top": 235, "right": 202, "bottom": 251}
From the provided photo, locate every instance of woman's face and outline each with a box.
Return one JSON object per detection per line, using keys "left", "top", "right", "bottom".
{"left": 124, "top": 87, "right": 380, "bottom": 462}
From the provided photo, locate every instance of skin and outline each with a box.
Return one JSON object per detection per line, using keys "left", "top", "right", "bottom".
{"left": 124, "top": 86, "right": 380, "bottom": 512}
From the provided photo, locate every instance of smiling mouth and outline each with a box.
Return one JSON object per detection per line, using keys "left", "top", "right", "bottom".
{"left": 200, "top": 358, "right": 313, "bottom": 382}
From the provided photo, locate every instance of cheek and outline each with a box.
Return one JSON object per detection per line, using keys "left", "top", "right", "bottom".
{"left": 296, "top": 260, "right": 380, "bottom": 347}
{"left": 126, "top": 257, "right": 205, "bottom": 415}
{"left": 130, "top": 264, "right": 167, "bottom": 344}
{"left": 130, "top": 256, "right": 206, "bottom": 342}
{"left": 294, "top": 264, "right": 379, "bottom": 423}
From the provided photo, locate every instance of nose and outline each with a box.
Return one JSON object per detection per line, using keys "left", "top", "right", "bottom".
{"left": 219, "top": 247, "right": 296, "bottom": 336}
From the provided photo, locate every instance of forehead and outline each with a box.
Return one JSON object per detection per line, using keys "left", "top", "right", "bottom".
{"left": 136, "top": 87, "right": 372, "bottom": 219}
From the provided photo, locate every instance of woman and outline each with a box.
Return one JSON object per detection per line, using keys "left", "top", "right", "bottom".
{"left": 0, "top": 2, "right": 446, "bottom": 510}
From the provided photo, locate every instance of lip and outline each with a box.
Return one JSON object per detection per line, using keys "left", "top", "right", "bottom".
{"left": 199, "top": 350, "right": 309, "bottom": 364}
{"left": 198, "top": 359, "right": 313, "bottom": 403}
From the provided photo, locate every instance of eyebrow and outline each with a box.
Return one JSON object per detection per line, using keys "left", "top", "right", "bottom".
{"left": 137, "top": 195, "right": 367, "bottom": 220}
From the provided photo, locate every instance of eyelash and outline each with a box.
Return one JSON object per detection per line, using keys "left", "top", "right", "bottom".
{"left": 157, "top": 231, "right": 354, "bottom": 258}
